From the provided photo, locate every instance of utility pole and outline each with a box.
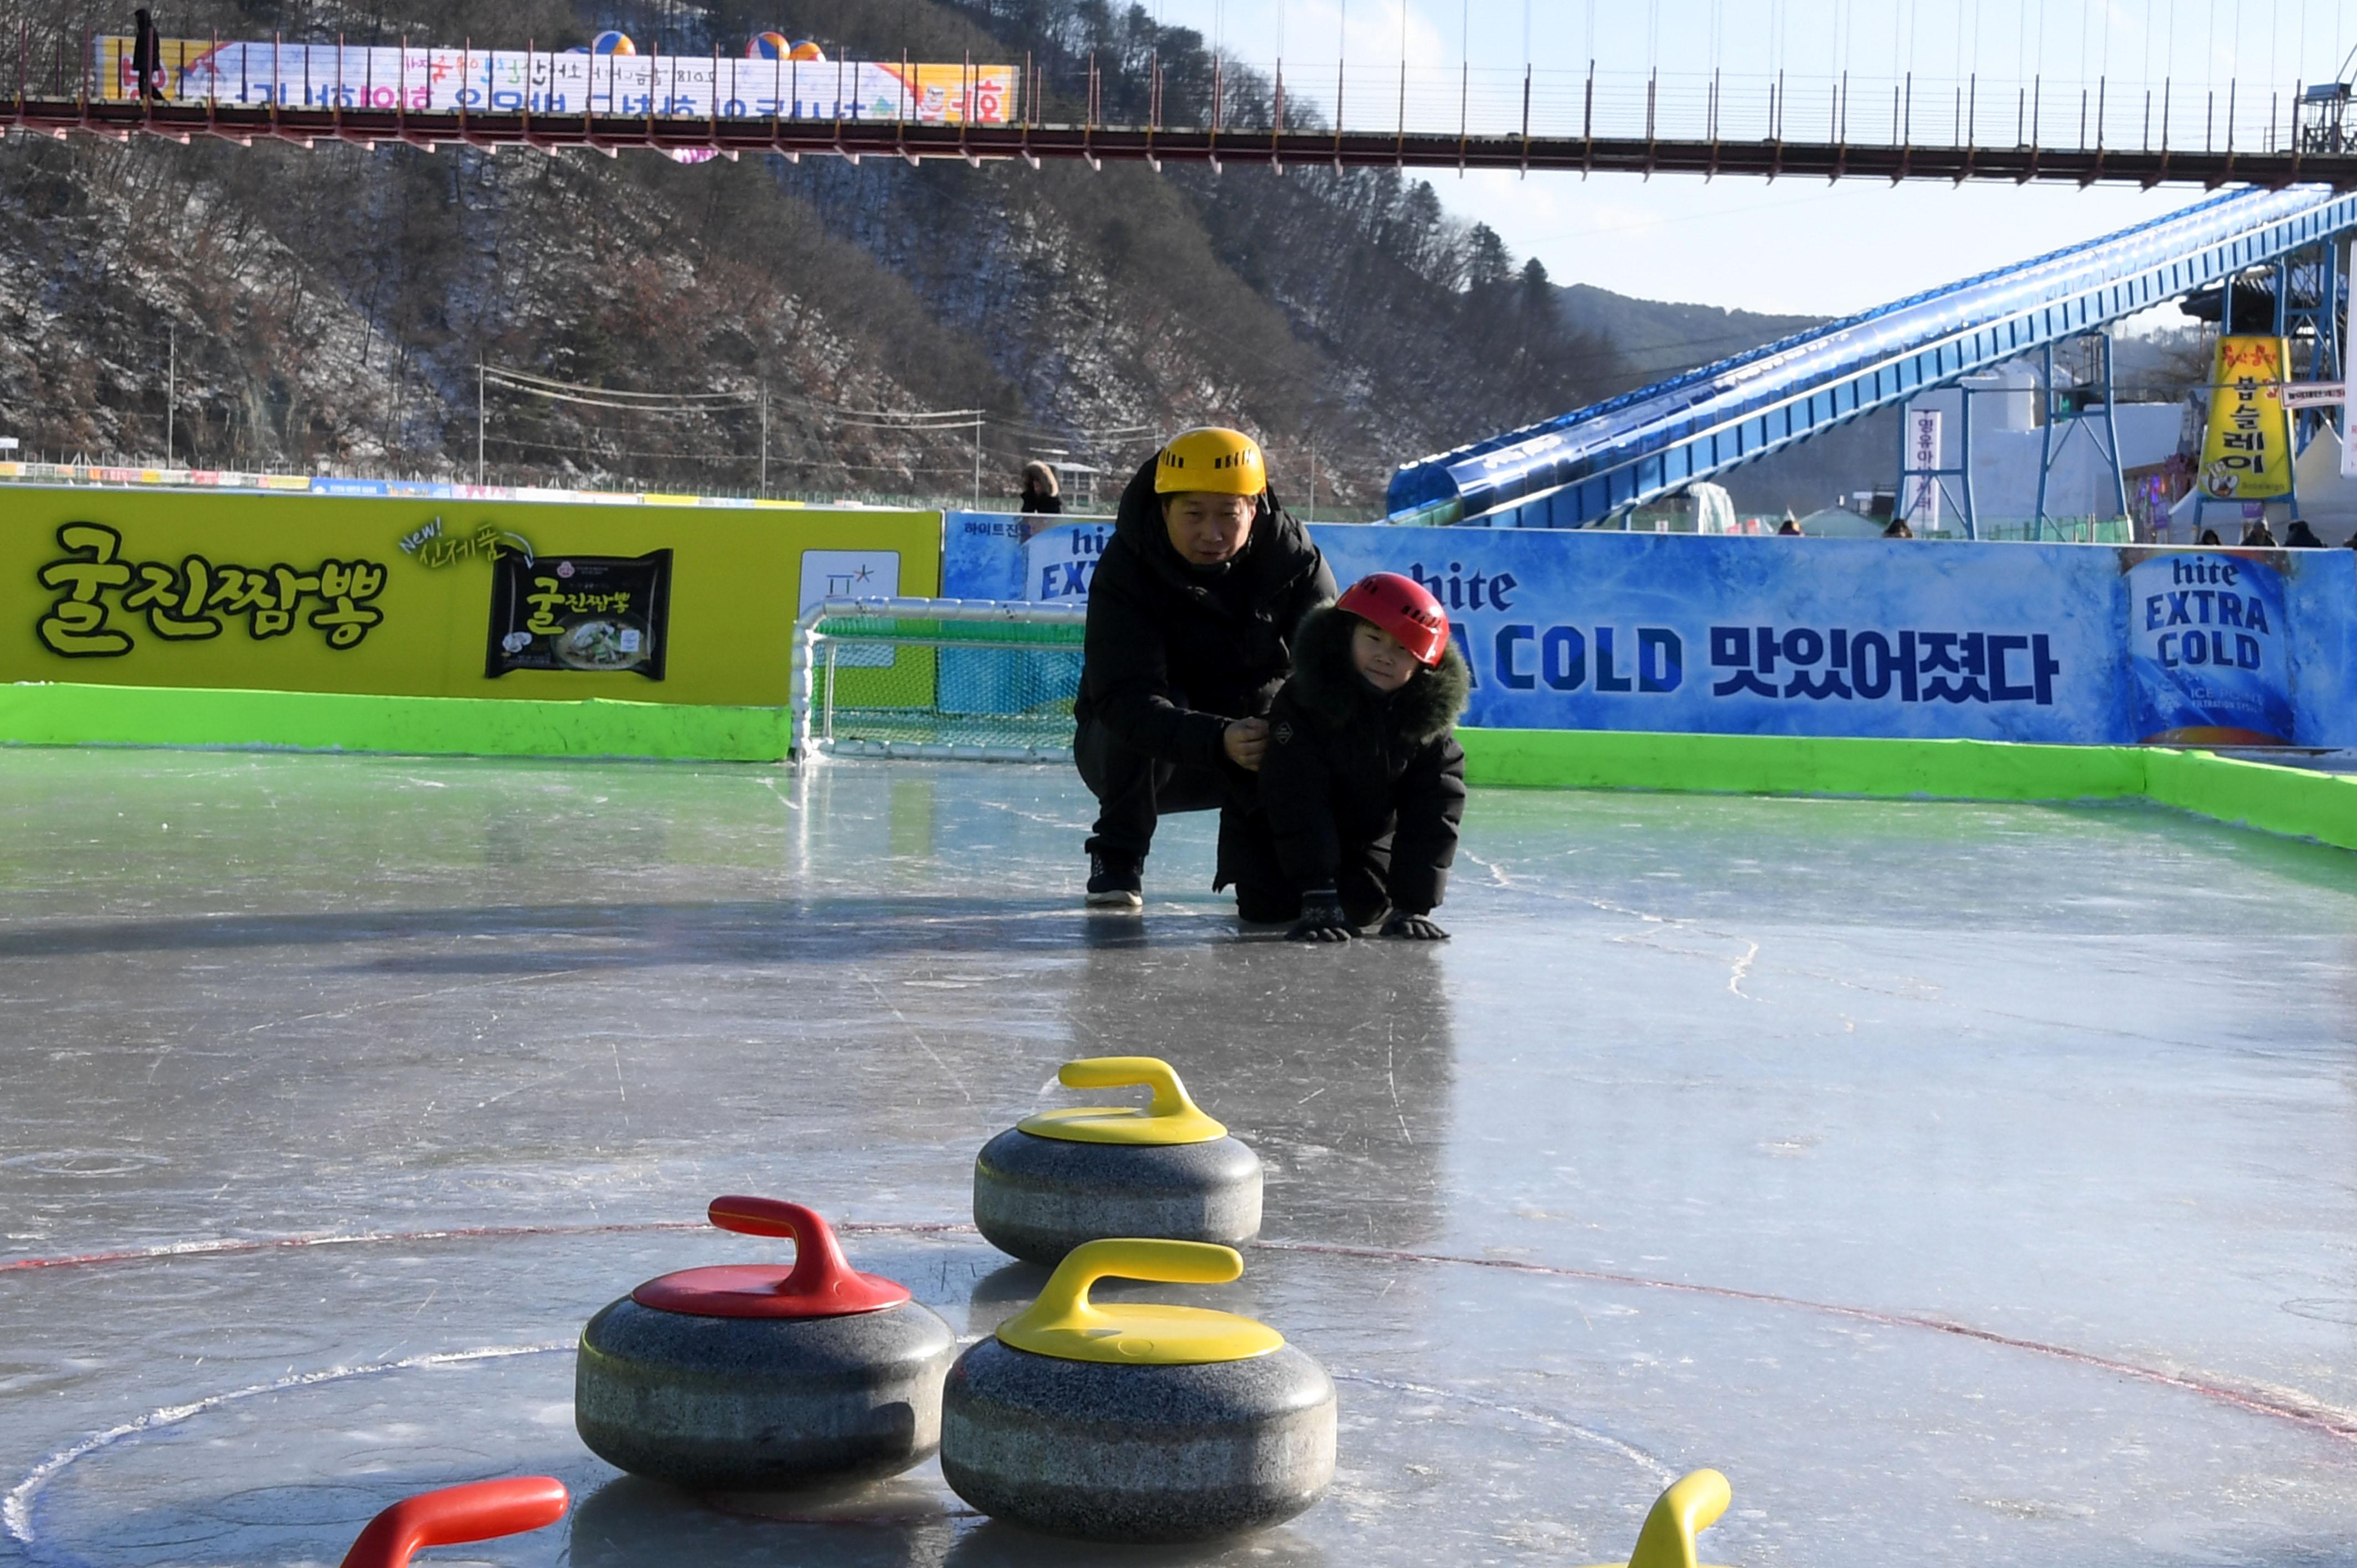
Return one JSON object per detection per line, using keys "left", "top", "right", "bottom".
{"left": 476, "top": 360, "right": 486, "bottom": 486}
{"left": 1308, "top": 442, "right": 1317, "bottom": 520}
{"left": 164, "top": 324, "right": 176, "bottom": 466}
{"left": 972, "top": 415, "right": 982, "bottom": 512}
{"left": 758, "top": 386, "right": 769, "bottom": 498}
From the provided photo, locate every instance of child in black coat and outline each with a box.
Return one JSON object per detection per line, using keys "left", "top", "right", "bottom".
{"left": 1250, "top": 572, "right": 1470, "bottom": 941}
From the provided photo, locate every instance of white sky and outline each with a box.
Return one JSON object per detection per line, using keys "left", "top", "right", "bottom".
{"left": 1139, "top": 0, "right": 2357, "bottom": 314}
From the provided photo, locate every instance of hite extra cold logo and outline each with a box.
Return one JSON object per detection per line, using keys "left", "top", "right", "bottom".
{"left": 1409, "top": 559, "right": 1684, "bottom": 695}
{"left": 2128, "top": 551, "right": 2296, "bottom": 745}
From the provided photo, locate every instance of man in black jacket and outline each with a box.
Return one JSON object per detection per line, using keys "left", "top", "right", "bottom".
{"left": 1074, "top": 426, "right": 1335, "bottom": 910}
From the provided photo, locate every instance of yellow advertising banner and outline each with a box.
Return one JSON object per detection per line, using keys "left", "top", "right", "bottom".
{"left": 2197, "top": 335, "right": 2295, "bottom": 501}
{"left": 2, "top": 488, "right": 937, "bottom": 708}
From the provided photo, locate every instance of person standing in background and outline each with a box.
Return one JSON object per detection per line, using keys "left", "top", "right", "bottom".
{"left": 1019, "top": 461, "right": 1062, "bottom": 516}
{"left": 132, "top": 9, "right": 167, "bottom": 102}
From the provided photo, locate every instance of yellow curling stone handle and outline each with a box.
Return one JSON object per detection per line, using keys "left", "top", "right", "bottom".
{"left": 1017, "top": 1056, "right": 1229, "bottom": 1146}
{"left": 995, "top": 1239, "right": 1284, "bottom": 1365}
{"left": 1578, "top": 1469, "right": 1736, "bottom": 1568}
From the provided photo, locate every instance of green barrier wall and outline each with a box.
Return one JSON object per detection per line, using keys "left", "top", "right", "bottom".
{"left": 1454, "top": 727, "right": 2357, "bottom": 852}
{"left": 1, "top": 682, "right": 789, "bottom": 761}
{"left": 7, "top": 682, "right": 2352, "bottom": 852}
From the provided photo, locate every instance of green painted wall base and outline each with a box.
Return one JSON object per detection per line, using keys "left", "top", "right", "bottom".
{"left": 1457, "top": 728, "right": 2357, "bottom": 852}
{"left": 1, "top": 682, "right": 790, "bottom": 762}
{"left": 5, "top": 683, "right": 2351, "bottom": 852}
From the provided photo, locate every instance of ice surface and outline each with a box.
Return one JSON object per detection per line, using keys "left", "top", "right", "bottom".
{"left": 4, "top": 750, "right": 2356, "bottom": 1566}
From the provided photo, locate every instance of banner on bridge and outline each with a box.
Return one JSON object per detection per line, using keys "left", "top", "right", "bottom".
{"left": 942, "top": 515, "right": 2357, "bottom": 747}
{"left": 97, "top": 38, "right": 1017, "bottom": 124}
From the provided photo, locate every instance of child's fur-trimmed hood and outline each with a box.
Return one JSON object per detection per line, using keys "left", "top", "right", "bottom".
{"left": 1288, "top": 602, "right": 1471, "bottom": 745}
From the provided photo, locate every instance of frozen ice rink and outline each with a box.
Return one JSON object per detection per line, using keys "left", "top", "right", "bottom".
{"left": 5, "top": 749, "right": 2357, "bottom": 1566}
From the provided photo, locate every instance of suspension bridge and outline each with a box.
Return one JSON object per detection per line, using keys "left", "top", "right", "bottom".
{"left": 19, "top": 31, "right": 2357, "bottom": 189}
{"left": 29, "top": 25, "right": 2357, "bottom": 533}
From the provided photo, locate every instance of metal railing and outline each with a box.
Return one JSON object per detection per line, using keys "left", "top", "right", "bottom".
{"left": 16, "top": 22, "right": 2356, "bottom": 188}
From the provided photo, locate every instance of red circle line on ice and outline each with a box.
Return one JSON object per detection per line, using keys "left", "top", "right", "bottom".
{"left": 4, "top": 1222, "right": 2351, "bottom": 1449}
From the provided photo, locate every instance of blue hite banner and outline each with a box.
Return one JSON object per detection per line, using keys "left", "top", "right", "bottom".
{"left": 943, "top": 512, "right": 1112, "bottom": 603}
{"left": 938, "top": 513, "right": 1109, "bottom": 717}
{"left": 939, "top": 514, "right": 2357, "bottom": 747}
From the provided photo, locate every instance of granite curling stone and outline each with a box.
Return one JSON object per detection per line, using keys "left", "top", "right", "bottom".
{"left": 973, "top": 1056, "right": 1262, "bottom": 1266}
{"left": 575, "top": 1196, "right": 954, "bottom": 1490}
{"left": 941, "top": 1237, "right": 1335, "bottom": 1543}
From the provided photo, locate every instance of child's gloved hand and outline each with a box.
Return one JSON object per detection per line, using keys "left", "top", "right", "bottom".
{"left": 1287, "top": 889, "right": 1356, "bottom": 943}
{"left": 1380, "top": 911, "right": 1450, "bottom": 941}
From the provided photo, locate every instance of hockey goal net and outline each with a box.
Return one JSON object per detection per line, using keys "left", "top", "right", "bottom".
{"left": 791, "top": 597, "right": 1088, "bottom": 761}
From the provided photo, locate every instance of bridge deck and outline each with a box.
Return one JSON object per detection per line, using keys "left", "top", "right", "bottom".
{"left": 20, "top": 98, "right": 2357, "bottom": 188}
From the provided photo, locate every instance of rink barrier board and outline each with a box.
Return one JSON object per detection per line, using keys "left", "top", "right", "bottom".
{"left": 2, "top": 488, "right": 939, "bottom": 708}
{"left": 1456, "top": 728, "right": 2357, "bottom": 852}
{"left": 5, "top": 682, "right": 2352, "bottom": 852}
{"left": 0, "top": 682, "right": 790, "bottom": 760}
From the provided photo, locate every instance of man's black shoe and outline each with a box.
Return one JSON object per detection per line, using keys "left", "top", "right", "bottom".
{"left": 1085, "top": 852, "right": 1144, "bottom": 910}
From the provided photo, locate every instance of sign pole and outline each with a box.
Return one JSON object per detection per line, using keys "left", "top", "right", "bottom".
{"left": 476, "top": 360, "right": 486, "bottom": 486}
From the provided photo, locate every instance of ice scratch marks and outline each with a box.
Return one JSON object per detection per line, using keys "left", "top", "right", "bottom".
{"left": 2, "top": 1342, "right": 572, "bottom": 1545}
{"left": 857, "top": 973, "right": 971, "bottom": 1104}
{"left": 1329, "top": 1372, "right": 1674, "bottom": 1484}
{"left": 972, "top": 798, "right": 1093, "bottom": 832}
{"left": 240, "top": 968, "right": 602, "bottom": 1036}
{"left": 1728, "top": 940, "right": 1759, "bottom": 1000}
{"left": 1471, "top": 857, "right": 1770, "bottom": 1002}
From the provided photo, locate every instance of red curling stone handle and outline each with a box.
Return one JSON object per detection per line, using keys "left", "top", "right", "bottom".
{"left": 706, "top": 1196, "right": 864, "bottom": 1296}
{"left": 338, "top": 1477, "right": 568, "bottom": 1568}
{"left": 625, "top": 1196, "right": 912, "bottom": 1317}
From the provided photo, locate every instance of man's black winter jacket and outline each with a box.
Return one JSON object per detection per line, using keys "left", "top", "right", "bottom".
{"left": 1258, "top": 604, "right": 1470, "bottom": 916}
{"left": 1074, "top": 458, "right": 1336, "bottom": 771}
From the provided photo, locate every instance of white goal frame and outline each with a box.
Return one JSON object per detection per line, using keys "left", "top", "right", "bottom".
{"left": 790, "top": 596, "right": 1089, "bottom": 762}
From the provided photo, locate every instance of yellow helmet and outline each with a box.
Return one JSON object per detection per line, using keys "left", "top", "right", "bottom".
{"left": 1154, "top": 427, "right": 1266, "bottom": 496}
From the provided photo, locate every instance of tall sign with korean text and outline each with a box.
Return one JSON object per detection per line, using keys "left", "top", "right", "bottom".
{"left": 1901, "top": 409, "right": 1943, "bottom": 532}
{"left": 2197, "top": 336, "right": 2295, "bottom": 500}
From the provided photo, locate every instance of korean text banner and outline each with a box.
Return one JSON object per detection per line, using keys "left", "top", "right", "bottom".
{"left": 1315, "top": 528, "right": 2357, "bottom": 746}
{"left": 97, "top": 38, "right": 1017, "bottom": 123}
{"left": 943, "top": 510, "right": 1111, "bottom": 605}
{"left": 940, "top": 514, "right": 2357, "bottom": 746}
{"left": 5, "top": 488, "right": 939, "bottom": 708}
{"left": 2197, "top": 335, "right": 2294, "bottom": 500}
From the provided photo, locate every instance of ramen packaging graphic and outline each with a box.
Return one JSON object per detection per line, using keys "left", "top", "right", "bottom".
{"left": 486, "top": 550, "right": 672, "bottom": 680}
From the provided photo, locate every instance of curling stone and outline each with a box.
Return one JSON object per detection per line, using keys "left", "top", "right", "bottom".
{"left": 940, "top": 1237, "right": 1335, "bottom": 1542}
{"left": 973, "top": 1056, "right": 1261, "bottom": 1265}
{"left": 575, "top": 1196, "right": 954, "bottom": 1490}
{"left": 1578, "top": 1468, "right": 1736, "bottom": 1568}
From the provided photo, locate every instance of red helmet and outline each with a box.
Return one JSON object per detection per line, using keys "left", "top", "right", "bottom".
{"left": 1335, "top": 572, "right": 1450, "bottom": 666}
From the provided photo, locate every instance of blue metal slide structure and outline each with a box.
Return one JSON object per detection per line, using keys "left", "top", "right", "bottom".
{"left": 1386, "top": 185, "right": 2357, "bottom": 529}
